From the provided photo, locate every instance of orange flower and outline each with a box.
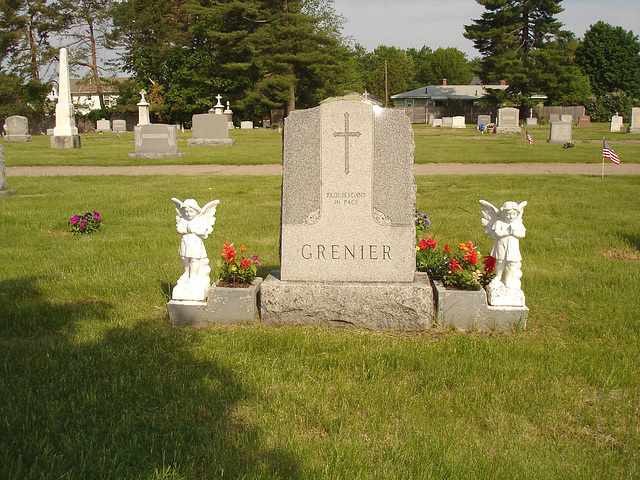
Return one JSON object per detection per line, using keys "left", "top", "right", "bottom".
{"left": 458, "top": 243, "right": 468, "bottom": 251}
{"left": 240, "top": 245, "right": 247, "bottom": 252}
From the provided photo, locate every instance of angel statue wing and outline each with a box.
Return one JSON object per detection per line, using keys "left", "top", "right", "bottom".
{"left": 479, "top": 199, "right": 499, "bottom": 239}
{"left": 199, "top": 200, "right": 221, "bottom": 236}
{"left": 516, "top": 201, "right": 528, "bottom": 219}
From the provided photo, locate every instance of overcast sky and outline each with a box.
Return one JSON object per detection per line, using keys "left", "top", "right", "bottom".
{"left": 331, "top": 0, "right": 640, "bottom": 58}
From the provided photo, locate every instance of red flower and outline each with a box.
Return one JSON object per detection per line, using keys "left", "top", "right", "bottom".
{"left": 419, "top": 238, "right": 428, "bottom": 250}
{"left": 240, "top": 257, "right": 252, "bottom": 270}
{"left": 463, "top": 251, "right": 478, "bottom": 264}
{"left": 483, "top": 255, "right": 496, "bottom": 274}
{"left": 426, "top": 238, "right": 437, "bottom": 249}
{"left": 444, "top": 244, "right": 450, "bottom": 253}
{"left": 448, "top": 258, "right": 463, "bottom": 273}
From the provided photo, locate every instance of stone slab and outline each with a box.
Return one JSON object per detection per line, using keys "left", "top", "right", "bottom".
{"left": 3, "top": 135, "right": 31, "bottom": 142}
{"left": 477, "top": 115, "right": 491, "bottom": 126}
{"left": 442, "top": 117, "right": 453, "bottom": 127}
{"left": 548, "top": 121, "right": 572, "bottom": 143}
{"left": 561, "top": 114, "right": 573, "bottom": 123}
{"left": 577, "top": 115, "right": 591, "bottom": 126}
{"left": 128, "top": 152, "right": 185, "bottom": 159}
{"left": 113, "top": 120, "right": 127, "bottom": 132}
{"left": 451, "top": 116, "right": 466, "bottom": 128}
{"left": 526, "top": 117, "right": 538, "bottom": 127}
{"left": 186, "top": 138, "right": 235, "bottom": 147}
{"left": 260, "top": 271, "right": 433, "bottom": 330}
{"left": 433, "top": 281, "right": 527, "bottom": 332}
{"left": 191, "top": 113, "right": 230, "bottom": 141}
{"left": 51, "top": 135, "right": 81, "bottom": 149}
{"left": 432, "top": 119, "right": 442, "bottom": 127}
{"left": 241, "top": 121, "right": 254, "bottom": 129}
{"left": 628, "top": 107, "right": 640, "bottom": 133}
{"left": 496, "top": 107, "right": 521, "bottom": 134}
{"left": 610, "top": 115, "right": 623, "bottom": 132}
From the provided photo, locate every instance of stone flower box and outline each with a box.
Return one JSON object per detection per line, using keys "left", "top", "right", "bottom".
{"left": 168, "top": 277, "right": 262, "bottom": 326}
{"left": 432, "top": 280, "right": 528, "bottom": 332}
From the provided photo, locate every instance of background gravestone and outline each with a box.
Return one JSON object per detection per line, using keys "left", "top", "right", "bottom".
{"left": 627, "top": 107, "right": 640, "bottom": 134}
{"left": 51, "top": 48, "right": 81, "bottom": 149}
{"left": 96, "top": 118, "right": 111, "bottom": 132}
{"left": 260, "top": 100, "right": 433, "bottom": 330}
{"left": 129, "top": 124, "right": 185, "bottom": 159}
{"left": 187, "top": 113, "right": 235, "bottom": 146}
{"left": 0, "top": 145, "right": 18, "bottom": 196}
{"left": 577, "top": 115, "right": 591, "bottom": 126}
{"left": 561, "top": 114, "right": 573, "bottom": 123}
{"left": 495, "top": 107, "right": 521, "bottom": 134}
{"left": 113, "top": 120, "right": 127, "bottom": 132}
{"left": 477, "top": 115, "right": 491, "bottom": 126}
{"left": 549, "top": 121, "right": 572, "bottom": 143}
{"left": 610, "top": 114, "right": 623, "bottom": 132}
{"left": 4, "top": 116, "right": 31, "bottom": 142}
{"left": 549, "top": 114, "right": 561, "bottom": 123}
{"left": 452, "top": 116, "right": 466, "bottom": 128}
{"left": 240, "top": 121, "right": 253, "bottom": 129}
{"left": 526, "top": 117, "right": 538, "bottom": 127}
{"left": 442, "top": 117, "right": 453, "bottom": 127}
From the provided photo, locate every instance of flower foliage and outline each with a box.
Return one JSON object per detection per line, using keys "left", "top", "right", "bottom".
{"left": 68, "top": 211, "right": 102, "bottom": 235}
{"left": 217, "top": 242, "right": 260, "bottom": 286}
{"left": 416, "top": 238, "right": 495, "bottom": 291}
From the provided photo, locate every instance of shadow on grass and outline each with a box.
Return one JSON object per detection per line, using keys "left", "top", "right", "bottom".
{"left": 0, "top": 278, "right": 301, "bottom": 479}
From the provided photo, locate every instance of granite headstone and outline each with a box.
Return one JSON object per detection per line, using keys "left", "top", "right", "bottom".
{"left": 260, "top": 100, "right": 433, "bottom": 330}
{"left": 129, "top": 123, "right": 185, "bottom": 159}
{"left": 187, "top": 113, "right": 235, "bottom": 146}
{"left": 51, "top": 48, "right": 81, "bottom": 149}
{"left": 442, "top": 117, "right": 453, "bottom": 127}
{"left": 525, "top": 117, "right": 538, "bottom": 127}
{"left": 0, "top": 144, "right": 18, "bottom": 196}
{"left": 477, "top": 115, "right": 491, "bottom": 127}
{"left": 3, "top": 115, "right": 31, "bottom": 142}
{"left": 113, "top": 119, "right": 127, "bottom": 132}
{"left": 548, "top": 121, "right": 572, "bottom": 143}
{"left": 496, "top": 107, "right": 521, "bottom": 134}
{"left": 96, "top": 118, "right": 111, "bottom": 132}
{"left": 240, "top": 121, "right": 253, "bottom": 129}
{"left": 451, "top": 116, "right": 466, "bottom": 128}
{"left": 610, "top": 114, "right": 623, "bottom": 133}
{"left": 627, "top": 107, "right": 640, "bottom": 134}
{"left": 577, "top": 115, "right": 591, "bottom": 126}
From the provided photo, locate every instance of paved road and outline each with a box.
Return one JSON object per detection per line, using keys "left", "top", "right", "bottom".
{"left": 6, "top": 163, "right": 640, "bottom": 177}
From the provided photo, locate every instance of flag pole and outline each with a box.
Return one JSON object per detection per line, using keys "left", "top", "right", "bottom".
{"left": 602, "top": 137, "right": 605, "bottom": 178}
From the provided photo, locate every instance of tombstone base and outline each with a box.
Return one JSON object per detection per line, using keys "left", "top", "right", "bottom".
{"left": 627, "top": 126, "right": 640, "bottom": 134}
{"left": 0, "top": 189, "right": 18, "bottom": 196}
{"left": 4, "top": 135, "right": 31, "bottom": 142}
{"left": 51, "top": 135, "right": 81, "bottom": 149}
{"left": 260, "top": 271, "right": 433, "bottom": 331}
{"left": 495, "top": 126, "right": 522, "bottom": 134}
{"left": 167, "top": 300, "right": 209, "bottom": 326}
{"left": 186, "top": 138, "right": 235, "bottom": 147}
{"left": 128, "top": 152, "right": 185, "bottom": 159}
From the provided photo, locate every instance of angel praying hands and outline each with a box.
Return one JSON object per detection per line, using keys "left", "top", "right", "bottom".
{"left": 479, "top": 200, "right": 527, "bottom": 304}
{"left": 171, "top": 197, "right": 220, "bottom": 300}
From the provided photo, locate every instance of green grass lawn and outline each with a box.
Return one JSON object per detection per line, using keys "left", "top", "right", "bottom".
{"left": 3, "top": 122, "right": 639, "bottom": 166}
{"left": 1, "top": 174, "right": 639, "bottom": 479}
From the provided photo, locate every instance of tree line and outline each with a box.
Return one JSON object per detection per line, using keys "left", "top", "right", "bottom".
{"left": 1, "top": 0, "right": 639, "bottom": 126}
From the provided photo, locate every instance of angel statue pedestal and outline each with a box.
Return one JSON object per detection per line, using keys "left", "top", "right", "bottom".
{"left": 167, "top": 198, "right": 220, "bottom": 325}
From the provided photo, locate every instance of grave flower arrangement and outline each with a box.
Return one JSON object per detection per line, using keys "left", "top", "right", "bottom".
{"left": 216, "top": 242, "right": 261, "bottom": 287}
{"left": 68, "top": 210, "right": 102, "bottom": 235}
{"left": 414, "top": 210, "right": 494, "bottom": 290}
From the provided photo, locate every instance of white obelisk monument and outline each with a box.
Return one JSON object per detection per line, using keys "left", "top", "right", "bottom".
{"left": 51, "top": 48, "right": 81, "bottom": 149}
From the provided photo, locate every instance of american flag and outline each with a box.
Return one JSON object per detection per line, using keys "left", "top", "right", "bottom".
{"left": 603, "top": 140, "right": 620, "bottom": 165}
{"left": 526, "top": 130, "right": 533, "bottom": 145}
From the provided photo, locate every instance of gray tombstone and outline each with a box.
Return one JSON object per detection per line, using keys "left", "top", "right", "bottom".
{"left": 441, "top": 117, "right": 453, "bottom": 127}
{"left": 451, "top": 116, "right": 466, "bottom": 128}
{"left": 610, "top": 114, "right": 623, "bottom": 132}
{"left": 549, "top": 114, "right": 561, "bottom": 123}
{"left": 627, "top": 107, "right": 640, "bottom": 134}
{"left": 187, "top": 113, "right": 235, "bottom": 146}
{"left": 96, "top": 118, "right": 111, "bottom": 133}
{"left": 432, "top": 119, "right": 443, "bottom": 127}
{"left": 128, "top": 123, "right": 185, "bottom": 159}
{"left": 525, "top": 117, "right": 538, "bottom": 127}
{"left": 240, "top": 121, "right": 253, "bottom": 129}
{"left": 577, "top": 115, "right": 591, "bottom": 126}
{"left": 0, "top": 145, "right": 18, "bottom": 196}
{"left": 3, "top": 115, "right": 31, "bottom": 142}
{"left": 495, "top": 107, "right": 521, "bottom": 134}
{"left": 561, "top": 114, "right": 573, "bottom": 123}
{"left": 46, "top": 128, "right": 54, "bottom": 136}
{"left": 548, "top": 121, "right": 572, "bottom": 143}
{"left": 260, "top": 100, "right": 433, "bottom": 330}
{"left": 113, "top": 119, "right": 127, "bottom": 132}
{"left": 477, "top": 115, "right": 491, "bottom": 126}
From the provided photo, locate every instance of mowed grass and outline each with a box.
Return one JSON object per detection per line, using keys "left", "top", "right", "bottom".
{"left": 3, "top": 121, "right": 639, "bottom": 166}
{"left": 1, "top": 174, "right": 639, "bottom": 479}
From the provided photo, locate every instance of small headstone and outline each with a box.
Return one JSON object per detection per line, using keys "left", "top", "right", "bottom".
{"left": 548, "top": 121, "right": 572, "bottom": 143}
{"left": 432, "top": 119, "right": 443, "bottom": 127}
{"left": 260, "top": 100, "right": 433, "bottom": 330}
{"left": 495, "top": 107, "right": 521, "bottom": 134}
{"left": 51, "top": 48, "right": 81, "bottom": 149}
{"left": 627, "top": 107, "right": 640, "bottom": 134}
{"left": 577, "top": 115, "right": 591, "bottom": 126}
{"left": 224, "top": 101, "right": 234, "bottom": 129}
{"left": 441, "top": 117, "right": 453, "bottom": 127}
{"left": 610, "top": 114, "right": 623, "bottom": 132}
{"left": 96, "top": 118, "right": 111, "bottom": 133}
{"left": 128, "top": 124, "right": 185, "bottom": 159}
{"left": 549, "top": 114, "right": 561, "bottom": 123}
{"left": 240, "top": 121, "right": 253, "bottom": 129}
{"left": 561, "top": 114, "right": 573, "bottom": 123}
{"left": 113, "top": 119, "right": 127, "bottom": 132}
{"left": 477, "top": 115, "right": 491, "bottom": 127}
{"left": 46, "top": 128, "right": 54, "bottom": 136}
{"left": 187, "top": 112, "right": 235, "bottom": 146}
{"left": 451, "top": 116, "right": 466, "bottom": 128}
{"left": 525, "top": 117, "right": 538, "bottom": 127}
{"left": 3, "top": 115, "right": 31, "bottom": 142}
{"left": 0, "top": 145, "right": 18, "bottom": 196}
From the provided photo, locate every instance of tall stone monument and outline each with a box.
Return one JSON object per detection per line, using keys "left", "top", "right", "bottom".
{"left": 260, "top": 100, "right": 433, "bottom": 330}
{"left": 137, "top": 90, "right": 150, "bottom": 126}
{"left": 495, "top": 107, "right": 521, "bottom": 134}
{"left": 51, "top": 48, "right": 81, "bottom": 149}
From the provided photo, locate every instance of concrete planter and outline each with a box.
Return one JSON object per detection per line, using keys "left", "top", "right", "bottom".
{"left": 168, "top": 277, "right": 262, "bottom": 326}
{"left": 432, "top": 280, "right": 528, "bottom": 332}
{"left": 208, "top": 277, "right": 262, "bottom": 325}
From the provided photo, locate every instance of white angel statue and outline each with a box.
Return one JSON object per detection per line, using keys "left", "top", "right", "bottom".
{"left": 479, "top": 199, "right": 527, "bottom": 306}
{"left": 171, "top": 197, "right": 220, "bottom": 300}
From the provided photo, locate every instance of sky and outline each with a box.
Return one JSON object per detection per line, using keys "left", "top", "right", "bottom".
{"left": 331, "top": 0, "right": 640, "bottom": 58}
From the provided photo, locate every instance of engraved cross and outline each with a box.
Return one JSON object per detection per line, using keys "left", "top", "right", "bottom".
{"left": 333, "top": 112, "right": 361, "bottom": 174}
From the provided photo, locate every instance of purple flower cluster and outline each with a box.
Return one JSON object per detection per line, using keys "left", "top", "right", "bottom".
{"left": 68, "top": 210, "right": 102, "bottom": 235}
{"left": 414, "top": 210, "right": 431, "bottom": 232}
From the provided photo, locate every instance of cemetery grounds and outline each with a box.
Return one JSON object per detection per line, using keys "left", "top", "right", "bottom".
{"left": 1, "top": 123, "right": 639, "bottom": 479}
